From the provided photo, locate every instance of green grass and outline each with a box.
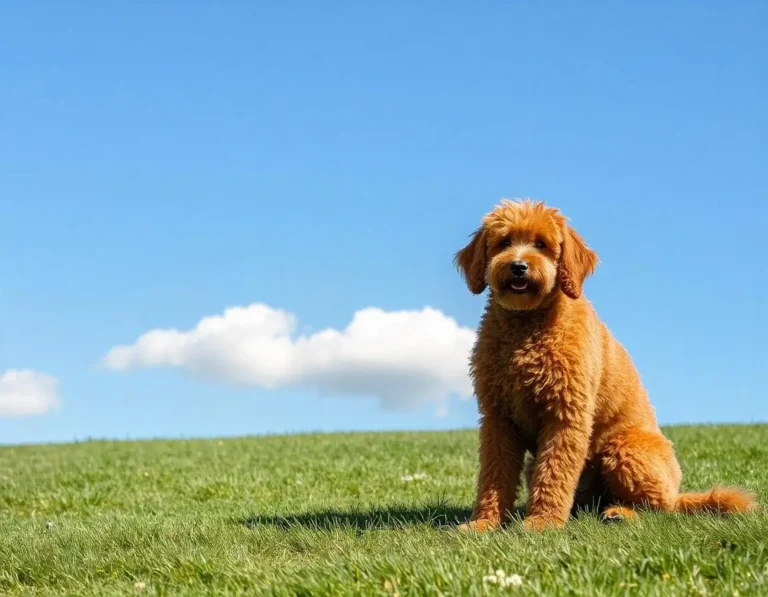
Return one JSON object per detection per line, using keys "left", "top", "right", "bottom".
{"left": 1, "top": 424, "right": 767, "bottom": 596}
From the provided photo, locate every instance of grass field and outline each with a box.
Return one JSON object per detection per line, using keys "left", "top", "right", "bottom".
{"left": 1, "top": 424, "right": 766, "bottom": 596}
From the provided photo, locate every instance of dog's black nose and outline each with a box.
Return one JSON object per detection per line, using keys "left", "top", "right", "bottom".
{"left": 510, "top": 260, "right": 528, "bottom": 276}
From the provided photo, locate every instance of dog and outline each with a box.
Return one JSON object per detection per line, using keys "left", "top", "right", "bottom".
{"left": 454, "top": 199, "right": 755, "bottom": 531}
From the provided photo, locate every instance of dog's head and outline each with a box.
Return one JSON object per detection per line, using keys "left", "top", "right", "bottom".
{"left": 454, "top": 199, "right": 598, "bottom": 311}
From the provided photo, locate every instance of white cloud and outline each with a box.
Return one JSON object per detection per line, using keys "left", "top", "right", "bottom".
{"left": 0, "top": 369, "right": 61, "bottom": 418}
{"left": 433, "top": 404, "right": 449, "bottom": 418}
{"left": 104, "top": 303, "right": 476, "bottom": 409}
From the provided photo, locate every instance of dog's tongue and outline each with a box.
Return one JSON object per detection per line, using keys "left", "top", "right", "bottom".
{"left": 510, "top": 280, "right": 528, "bottom": 290}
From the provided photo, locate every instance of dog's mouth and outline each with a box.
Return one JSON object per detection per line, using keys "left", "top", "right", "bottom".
{"left": 502, "top": 277, "right": 535, "bottom": 294}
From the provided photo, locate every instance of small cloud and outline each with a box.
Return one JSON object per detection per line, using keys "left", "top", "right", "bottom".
{"left": 103, "top": 303, "right": 476, "bottom": 410}
{"left": 0, "top": 369, "right": 61, "bottom": 418}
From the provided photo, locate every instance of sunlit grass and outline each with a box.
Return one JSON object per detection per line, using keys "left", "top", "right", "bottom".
{"left": 1, "top": 425, "right": 766, "bottom": 595}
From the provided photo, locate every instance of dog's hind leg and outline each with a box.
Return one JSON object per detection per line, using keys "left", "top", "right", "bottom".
{"left": 599, "top": 428, "right": 682, "bottom": 514}
{"left": 601, "top": 505, "right": 637, "bottom": 522}
{"left": 600, "top": 428, "right": 755, "bottom": 517}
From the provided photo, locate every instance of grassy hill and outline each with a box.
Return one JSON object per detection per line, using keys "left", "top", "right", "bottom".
{"left": 1, "top": 424, "right": 767, "bottom": 596}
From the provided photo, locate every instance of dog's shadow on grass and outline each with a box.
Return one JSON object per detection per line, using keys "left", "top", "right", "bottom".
{"left": 240, "top": 504, "right": 527, "bottom": 532}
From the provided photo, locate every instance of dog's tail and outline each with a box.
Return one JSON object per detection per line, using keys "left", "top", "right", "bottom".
{"left": 674, "top": 486, "right": 756, "bottom": 514}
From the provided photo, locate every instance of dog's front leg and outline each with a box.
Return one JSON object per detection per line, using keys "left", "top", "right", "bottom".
{"left": 460, "top": 409, "right": 524, "bottom": 533}
{"left": 525, "top": 414, "right": 591, "bottom": 530}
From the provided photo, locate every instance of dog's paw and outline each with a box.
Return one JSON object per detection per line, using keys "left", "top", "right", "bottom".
{"left": 458, "top": 519, "right": 499, "bottom": 533}
{"left": 601, "top": 506, "right": 635, "bottom": 523}
{"left": 523, "top": 515, "right": 564, "bottom": 532}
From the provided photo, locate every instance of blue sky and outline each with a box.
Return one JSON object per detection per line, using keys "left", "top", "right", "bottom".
{"left": 1, "top": 1, "right": 766, "bottom": 445}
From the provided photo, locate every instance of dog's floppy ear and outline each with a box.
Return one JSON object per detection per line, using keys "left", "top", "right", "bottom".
{"left": 558, "top": 225, "right": 598, "bottom": 299}
{"left": 454, "top": 226, "right": 488, "bottom": 294}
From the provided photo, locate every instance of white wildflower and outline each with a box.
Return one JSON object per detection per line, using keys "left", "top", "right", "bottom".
{"left": 501, "top": 574, "right": 523, "bottom": 588}
{"left": 483, "top": 569, "right": 523, "bottom": 589}
{"left": 401, "top": 472, "right": 428, "bottom": 482}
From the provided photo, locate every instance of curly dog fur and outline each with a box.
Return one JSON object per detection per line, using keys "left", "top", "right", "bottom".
{"left": 455, "top": 199, "right": 755, "bottom": 531}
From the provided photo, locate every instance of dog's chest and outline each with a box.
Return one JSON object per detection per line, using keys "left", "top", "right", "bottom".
{"left": 484, "top": 328, "right": 569, "bottom": 430}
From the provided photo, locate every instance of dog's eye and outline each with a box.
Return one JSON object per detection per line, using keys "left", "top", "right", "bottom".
{"left": 498, "top": 238, "right": 512, "bottom": 249}
{"left": 534, "top": 240, "right": 547, "bottom": 250}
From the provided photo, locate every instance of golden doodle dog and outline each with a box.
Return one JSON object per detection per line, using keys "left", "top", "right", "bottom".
{"left": 455, "top": 199, "right": 755, "bottom": 531}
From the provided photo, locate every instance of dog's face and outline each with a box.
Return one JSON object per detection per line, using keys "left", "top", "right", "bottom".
{"left": 455, "top": 199, "right": 598, "bottom": 311}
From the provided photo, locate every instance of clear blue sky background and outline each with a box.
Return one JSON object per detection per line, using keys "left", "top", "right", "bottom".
{"left": 2, "top": 1, "right": 766, "bottom": 445}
